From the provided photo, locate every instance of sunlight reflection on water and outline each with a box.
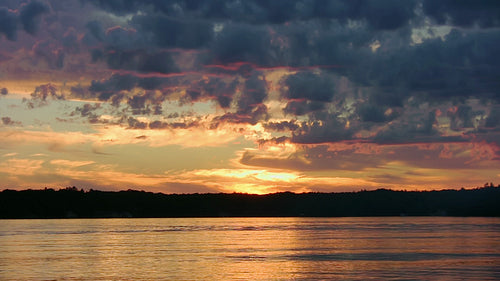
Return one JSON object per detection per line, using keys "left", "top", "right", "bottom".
{"left": 0, "top": 217, "right": 499, "bottom": 280}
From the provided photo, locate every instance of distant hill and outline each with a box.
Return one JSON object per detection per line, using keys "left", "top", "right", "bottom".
{"left": 1, "top": 185, "right": 499, "bottom": 218}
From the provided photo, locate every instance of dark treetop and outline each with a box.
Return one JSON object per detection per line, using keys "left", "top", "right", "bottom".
{"left": 1, "top": 184, "right": 499, "bottom": 218}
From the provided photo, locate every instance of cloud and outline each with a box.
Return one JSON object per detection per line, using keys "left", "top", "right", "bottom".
{"left": 422, "top": 0, "right": 500, "bottom": 28}
{"left": 263, "top": 121, "right": 299, "bottom": 132}
{"left": 85, "top": 20, "right": 105, "bottom": 42}
{"left": 132, "top": 14, "right": 214, "bottom": 49}
{"left": 364, "top": 29, "right": 500, "bottom": 103}
{"left": 68, "top": 1, "right": 500, "bottom": 136}
{"left": 19, "top": 0, "right": 49, "bottom": 35}
{"left": 0, "top": 7, "right": 17, "bottom": 40}
{"left": 71, "top": 103, "right": 101, "bottom": 119}
{"left": 189, "top": 77, "right": 238, "bottom": 108}
{"left": 23, "top": 83, "right": 64, "bottom": 108}
{"left": 0, "top": 1, "right": 50, "bottom": 41}
{"left": 81, "top": 0, "right": 146, "bottom": 15}
{"left": 239, "top": 142, "right": 386, "bottom": 172}
{"left": 89, "top": 74, "right": 138, "bottom": 95}
{"left": 485, "top": 106, "right": 500, "bottom": 128}
{"left": 1, "top": 0, "right": 500, "bottom": 193}
{"left": 104, "top": 49, "right": 180, "bottom": 74}
{"left": 292, "top": 116, "right": 353, "bottom": 144}
{"left": 360, "top": 0, "right": 417, "bottom": 30}
{"left": 357, "top": 103, "right": 392, "bottom": 123}
{"left": 82, "top": 0, "right": 418, "bottom": 29}
{"left": 93, "top": 122, "right": 242, "bottom": 148}
{"left": 240, "top": 140, "right": 500, "bottom": 181}
{"left": 32, "top": 40, "right": 65, "bottom": 69}
{"left": 1, "top": 117, "right": 21, "bottom": 126}
{"left": 178, "top": 168, "right": 379, "bottom": 194}
{"left": 0, "top": 158, "right": 44, "bottom": 176}
{"left": 237, "top": 73, "right": 268, "bottom": 115}
{"left": 50, "top": 159, "right": 95, "bottom": 168}
{"left": 373, "top": 111, "right": 438, "bottom": 144}
{"left": 210, "top": 24, "right": 276, "bottom": 66}
{"left": 0, "top": 129, "right": 97, "bottom": 152}
{"left": 281, "top": 72, "right": 336, "bottom": 102}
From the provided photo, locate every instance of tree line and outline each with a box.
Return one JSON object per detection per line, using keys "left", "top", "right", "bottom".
{"left": 1, "top": 184, "right": 499, "bottom": 218}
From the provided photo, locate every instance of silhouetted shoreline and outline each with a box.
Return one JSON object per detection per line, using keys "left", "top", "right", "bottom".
{"left": 1, "top": 185, "right": 499, "bottom": 219}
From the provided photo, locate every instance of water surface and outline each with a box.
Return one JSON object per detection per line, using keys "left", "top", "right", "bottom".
{"left": 1, "top": 217, "right": 499, "bottom": 280}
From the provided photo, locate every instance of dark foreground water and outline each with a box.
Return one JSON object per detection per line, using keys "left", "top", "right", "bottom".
{"left": 0, "top": 217, "right": 499, "bottom": 280}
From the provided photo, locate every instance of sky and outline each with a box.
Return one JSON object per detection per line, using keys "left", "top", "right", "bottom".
{"left": 0, "top": 0, "right": 499, "bottom": 194}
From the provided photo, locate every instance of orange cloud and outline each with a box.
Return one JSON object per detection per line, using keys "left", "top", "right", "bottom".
{"left": 50, "top": 159, "right": 95, "bottom": 167}
{"left": 0, "top": 158, "right": 44, "bottom": 176}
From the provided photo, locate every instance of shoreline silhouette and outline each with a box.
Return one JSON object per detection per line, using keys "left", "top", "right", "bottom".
{"left": 1, "top": 184, "right": 499, "bottom": 219}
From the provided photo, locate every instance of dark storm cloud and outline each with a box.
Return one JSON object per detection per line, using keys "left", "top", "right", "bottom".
{"left": 368, "top": 89, "right": 404, "bottom": 108}
{"left": 4, "top": 0, "right": 499, "bottom": 148}
{"left": 282, "top": 21, "right": 374, "bottom": 69}
{"left": 292, "top": 115, "right": 353, "bottom": 144}
{"left": 19, "top": 0, "right": 49, "bottom": 35}
{"left": 103, "top": 49, "right": 180, "bottom": 74}
{"left": 358, "top": 0, "right": 417, "bottom": 30}
{"left": 210, "top": 24, "right": 275, "bottom": 66}
{"left": 82, "top": 0, "right": 417, "bottom": 29}
{"left": 132, "top": 14, "right": 213, "bottom": 49}
{"left": 83, "top": 23, "right": 181, "bottom": 74}
{"left": 237, "top": 73, "right": 268, "bottom": 114}
{"left": 447, "top": 105, "right": 480, "bottom": 131}
{"left": 281, "top": 72, "right": 336, "bottom": 102}
{"left": 357, "top": 104, "right": 389, "bottom": 123}
{"left": 263, "top": 121, "right": 299, "bottom": 132}
{"left": 283, "top": 100, "right": 326, "bottom": 116}
{"left": 0, "top": 7, "right": 17, "bottom": 40}
{"left": 32, "top": 40, "right": 65, "bottom": 69}
{"left": 85, "top": 72, "right": 241, "bottom": 114}
{"left": 89, "top": 74, "right": 138, "bottom": 94}
{"left": 81, "top": 0, "right": 155, "bottom": 15}
{"left": 200, "top": 72, "right": 271, "bottom": 125}
{"left": 103, "top": 26, "right": 141, "bottom": 49}
{"left": 189, "top": 77, "right": 238, "bottom": 108}
{"left": 485, "top": 107, "right": 500, "bottom": 129}
{"left": 371, "top": 111, "right": 466, "bottom": 145}
{"left": 127, "top": 91, "right": 166, "bottom": 115}
{"left": 364, "top": 29, "right": 500, "bottom": 104}
{"left": 423, "top": 0, "right": 500, "bottom": 28}
{"left": 0, "top": 1, "right": 49, "bottom": 41}
{"left": 85, "top": 20, "right": 105, "bottom": 42}
{"left": 87, "top": 74, "right": 167, "bottom": 110}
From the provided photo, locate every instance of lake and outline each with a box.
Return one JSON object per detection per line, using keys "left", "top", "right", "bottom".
{"left": 0, "top": 217, "right": 499, "bottom": 280}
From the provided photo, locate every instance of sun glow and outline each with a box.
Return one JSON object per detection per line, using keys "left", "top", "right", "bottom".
{"left": 254, "top": 171, "right": 300, "bottom": 182}
{"left": 193, "top": 168, "right": 300, "bottom": 182}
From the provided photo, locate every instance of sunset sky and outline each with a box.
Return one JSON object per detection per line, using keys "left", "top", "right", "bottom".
{"left": 0, "top": 0, "right": 499, "bottom": 194}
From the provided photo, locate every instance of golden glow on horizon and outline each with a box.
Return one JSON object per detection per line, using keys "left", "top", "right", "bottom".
{"left": 193, "top": 169, "right": 300, "bottom": 182}
{"left": 254, "top": 171, "right": 299, "bottom": 182}
{"left": 1, "top": 123, "right": 499, "bottom": 193}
